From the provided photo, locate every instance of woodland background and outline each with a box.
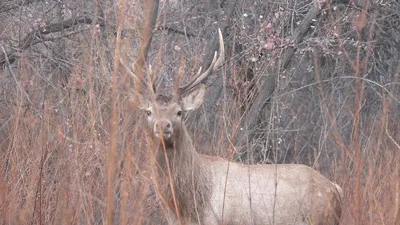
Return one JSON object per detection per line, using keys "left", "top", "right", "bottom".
{"left": 0, "top": 0, "right": 399, "bottom": 224}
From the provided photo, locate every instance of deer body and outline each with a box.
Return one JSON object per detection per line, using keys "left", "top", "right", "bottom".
{"left": 204, "top": 158, "right": 342, "bottom": 225}
{"left": 142, "top": 102, "right": 342, "bottom": 225}
{"left": 135, "top": 29, "right": 342, "bottom": 225}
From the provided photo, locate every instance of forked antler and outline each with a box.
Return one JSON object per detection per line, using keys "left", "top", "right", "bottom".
{"left": 120, "top": 59, "right": 161, "bottom": 95}
{"left": 178, "top": 28, "right": 225, "bottom": 96}
{"left": 123, "top": 28, "right": 224, "bottom": 102}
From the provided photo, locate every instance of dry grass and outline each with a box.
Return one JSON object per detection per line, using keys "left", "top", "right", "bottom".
{"left": 1, "top": 1, "right": 400, "bottom": 225}
{"left": 1, "top": 45, "right": 400, "bottom": 225}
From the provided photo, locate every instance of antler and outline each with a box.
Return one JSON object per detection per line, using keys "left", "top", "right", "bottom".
{"left": 179, "top": 28, "right": 224, "bottom": 95}
{"left": 120, "top": 58, "right": 162, "bottom": 95}
{"left": 148, "top": 64, "right": 163, "bottom": 93}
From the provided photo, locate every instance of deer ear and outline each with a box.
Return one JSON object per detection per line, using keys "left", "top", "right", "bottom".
{"left": 181, "top": 85, "right": 206, "bottom": 111}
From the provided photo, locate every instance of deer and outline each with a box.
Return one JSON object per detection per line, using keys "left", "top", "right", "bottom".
{"left": 133, "top": 29, "right": 343, "bottom": 225}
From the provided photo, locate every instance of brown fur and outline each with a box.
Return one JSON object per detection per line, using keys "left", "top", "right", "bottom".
{"left": 152, "top": 129, "right": 211, "bottom": 222}
{"left": 143, "top": 100, "right": 212, "bottom": 224}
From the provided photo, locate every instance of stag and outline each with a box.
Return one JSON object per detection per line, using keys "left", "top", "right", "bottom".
{"left": 135, "top": 29, "right": 343, "bottom": 225}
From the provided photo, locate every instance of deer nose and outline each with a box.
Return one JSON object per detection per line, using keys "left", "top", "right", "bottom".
{"left": 154, "top": 120, "right": 173, "bottom": 135}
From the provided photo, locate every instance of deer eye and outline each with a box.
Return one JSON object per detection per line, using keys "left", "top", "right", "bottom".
{"left": 145, "top": 110, "right": 152, "bottom": 116}
{"left": 177, "top": 110, "right": 183, "bottom": 117}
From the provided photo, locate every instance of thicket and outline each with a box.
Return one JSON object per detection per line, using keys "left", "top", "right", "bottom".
{"left": 0, "top": 0, "right": 399, "bottom": 224}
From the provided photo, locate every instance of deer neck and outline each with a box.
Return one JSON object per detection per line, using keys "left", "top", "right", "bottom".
{"left": 153, "top": 126, "right": 211, "bottom": 221}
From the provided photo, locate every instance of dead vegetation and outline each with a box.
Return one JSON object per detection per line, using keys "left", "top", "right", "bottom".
{"left": 0, "top": 0, "right": 399, "bottom": 224}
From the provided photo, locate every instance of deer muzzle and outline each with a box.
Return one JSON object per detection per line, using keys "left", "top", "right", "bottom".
{"left": 154, "top": 120, "right": 173, "bottom": 140}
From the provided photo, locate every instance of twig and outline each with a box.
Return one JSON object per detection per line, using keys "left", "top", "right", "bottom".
{"left": 155, "top": 25, "right": 198, "bottom": 38}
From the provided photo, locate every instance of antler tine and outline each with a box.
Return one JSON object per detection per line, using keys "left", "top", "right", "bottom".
{"left": 120, "top": 57, "right": 142, "bottom": 86}
{"left": 179, "top": 28, "right": 224, "bottom": 95}
{"left": 213, "top": 28, "right": 225, "bottom": 68}
{"left": 179, "top": 51, "right": 218, "bottom": 91}
{"left": 119, "top": 57, "right": 155, "bottom": 101}
{"left": 149, "top": 65, "right": 158, "bottom": 93}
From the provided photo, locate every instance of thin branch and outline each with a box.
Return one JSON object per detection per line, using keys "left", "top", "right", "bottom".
{"left": 0, "top": 0, "right": 38, "bottom": 13}
{"left": 0, "top": 45, "right": 32, "bottom": 105}
{"left": 155, "top": 25, "right": 198, "bottom": 38}
{"left": 0, "top": 15, "right": 101, "bottom": 67}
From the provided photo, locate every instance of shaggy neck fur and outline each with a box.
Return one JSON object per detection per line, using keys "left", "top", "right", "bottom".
{"left": 151, "top": 125, "right": 211, "bottom": 222}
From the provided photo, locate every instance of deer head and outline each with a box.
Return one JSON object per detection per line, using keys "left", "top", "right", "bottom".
{"left": 136, "top": 29, "right": 224, "bottom": 147}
